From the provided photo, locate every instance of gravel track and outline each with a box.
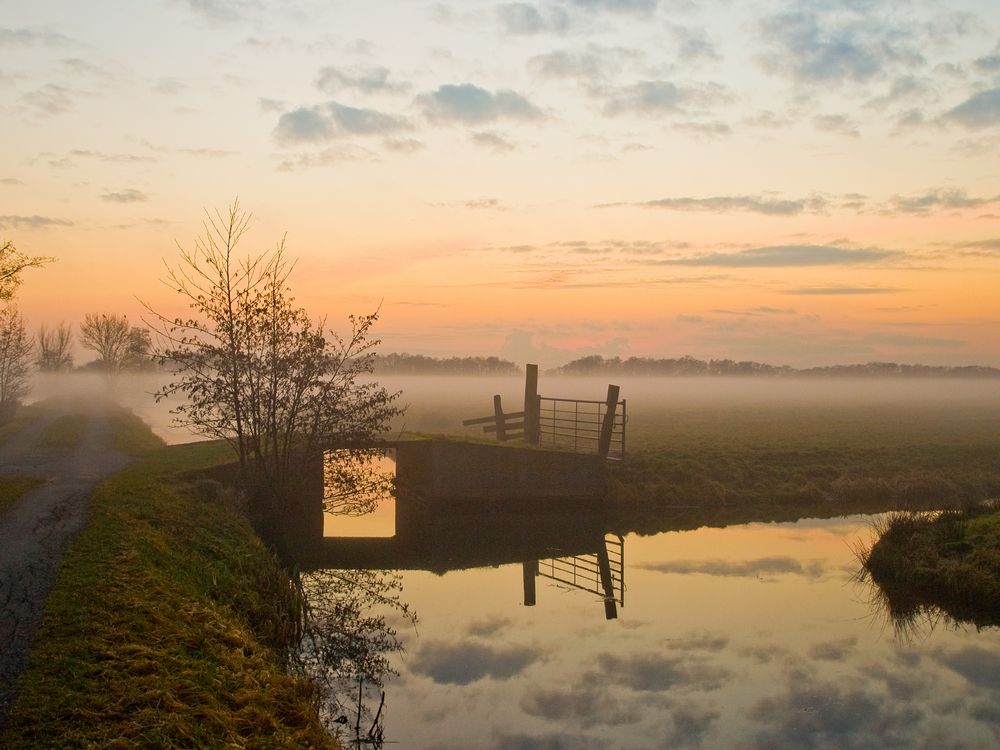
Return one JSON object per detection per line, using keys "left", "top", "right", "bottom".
{"left": 0, "top": 404, "right": 132, "bottom": 728}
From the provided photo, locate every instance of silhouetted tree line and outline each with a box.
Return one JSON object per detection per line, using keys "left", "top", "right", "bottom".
{"left": 372, "top": 353, "right": 521, "bottom": 375}
{"left": 549, "top": 355, "right": 1000, "bottom": 378}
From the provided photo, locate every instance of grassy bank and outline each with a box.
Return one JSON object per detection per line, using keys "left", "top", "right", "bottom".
{"left": 861, "top": 505, "right": 1000, "bottom": 628}
{"left": 3, "top": 414, "right": 337, "bottom": 748}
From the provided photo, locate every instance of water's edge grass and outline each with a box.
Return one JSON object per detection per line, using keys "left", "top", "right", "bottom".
{"left": 2, "top": 413, "right": 338, "bottom": 749}
{"left": 860, "top": 504, "right": 1000, "bottom": 628}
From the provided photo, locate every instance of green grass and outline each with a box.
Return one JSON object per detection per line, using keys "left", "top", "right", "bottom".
{"left": 3, "top": 418, "right": 338, "bottom": 749}
{"left": 606, "top": 400, "right": 1000, "bottom": 514}
{"left": 860, "top": 505, "right": 1000, "bottom": 628}
{"left": 0, "top": 476, "right": 43, "bottom": 516}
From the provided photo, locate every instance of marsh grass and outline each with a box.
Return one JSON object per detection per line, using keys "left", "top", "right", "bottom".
{"left": 857, "top": 502, "right": 1000, "bottom": 630}
{"left": 3, "top": 423, "right": 337, "bottom": 748}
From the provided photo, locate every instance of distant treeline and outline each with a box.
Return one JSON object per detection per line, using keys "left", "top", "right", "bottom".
{"left": 372, "top": 353, "right": 521, "bottom": 375}
{"left": 548, "top": 355, "right": 1000, "bottom": 378}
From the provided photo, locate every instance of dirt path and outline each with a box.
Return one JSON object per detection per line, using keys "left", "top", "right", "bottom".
{"left": 0, "top": 403, "right": 132, "bottom": 727}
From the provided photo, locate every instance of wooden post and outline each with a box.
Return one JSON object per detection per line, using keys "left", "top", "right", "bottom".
{"left": 597, "top": 384, "right": 620, "bottom": 458}
{"left": 493, "top": 394, "right": 506, "bottom": 441}
{"left": 523, "top": 364, "right": 539, "bottom": 445}
{"left": 596, "top": 541, "right": 618, "bottom": 620}
{"left": 522, "top": 560, "right": 537, "bottom": 606}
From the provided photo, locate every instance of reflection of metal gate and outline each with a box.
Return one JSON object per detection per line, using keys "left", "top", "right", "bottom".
{"left": 536, "top": 534, "right": 625, "bottom": 618}
{"left": 536, "top": 396, "right": 627, "bottom": 460}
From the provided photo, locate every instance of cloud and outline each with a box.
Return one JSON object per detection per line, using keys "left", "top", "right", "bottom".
{"left": 382, "top": 137, "right": 424, "bottom": 153}
{"left": 528, "top": 46, "right": 641, "bottom": 84}
{"left": 494, "top": 732, "right": 602, "bottom": 750}
{"left": 465, "top": 616, "right": 512, "bottom": 637}
{"left": 659, "top": 245, "right": 895, "bottom": 268}
{"left": 783, "top": 286, "right": 900, "bottom": 295}
{"left": 470, "top": 130, "right": 517, "bottom": 151}
{"left": 600, "top": 80, "right": 730, "bottom": 117}
{"left": 747, "top": 675, "right": 923, "bottom": 750}
{"left": 0, "top": 178, "right": 23, "bottom": 186}
{"left": 638, "top": 556, "right": 826, "bottom": 579}
{"left": 257, "top": 97, "right": 286, "bottom": 113}
{"left": 0, "top": 26, "right": 74, "bottom": 47}
{"left": 667, "top": 24, "right": 720, "bottom": 63}
{"left": 181, "top": 0, "right": 258, "bottom": 24}
{"left": 275, "top": 145, "right": 376, "bottom": 171}
{"left": 432, "top": 198, "right": 503, "bottom": 210}
{"left": 0, "top": 215, "right": 73, "bottom": 230}
{"left": 602, "top": 194, "right": 825, "bottom": 215}
{"left": 813, "top": 113, "right": 860, "bottom": 137}
{"left": 570, "top": 0, "right": 657, "bottom": 13}
{"left": 758, "top": 8, "right": 922, "bottom": 86}
{"left": 152, "top": 77, "right": 185, "bottom": 95}
{"left": 808, "top": 637, "right": 857, "bottom": 661}
{"left": 520, "top": 683, "right": 642, "bottom": 728}
{"left": 944, "top": 89, "right": 1000, "bottom": 129}
{"left": 410, "top": 641, "right": 542, "bottom": 685}
{"left": 595, "top": 652, "right": 731, "bottom": 693}
{"left": 178, "top": 147, "right": 238, "bottom": 158}
{"left": 887, "top": 188, "right": 998, "bottom": 214}
{"left": 417, "top": 84, "right": 544, "bottom": 124}
{"left": 21, "top": 84, "right": 74, "bottom": 116}
{"left": 316, "top": 65, "right": 409, "bottom": 95}
{"left": 100, "top": 189, "right": 148, "bottom": 203}
{"left": 497, "top": 3, "right": 571, "bottom": 35}
{"left": 666, "top": 705, "right": 720, "bottom": 749}
{"left": 274, "top": 102, "right": 411, "bottom": 144}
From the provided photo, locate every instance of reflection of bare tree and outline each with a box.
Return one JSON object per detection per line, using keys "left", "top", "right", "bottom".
{"left": 292, "top": 568, "right": 416, "bottom": 744}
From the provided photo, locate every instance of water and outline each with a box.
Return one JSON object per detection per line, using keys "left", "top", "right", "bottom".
{"left": 315, "top": 512, "right": 1000, "bottom": 749}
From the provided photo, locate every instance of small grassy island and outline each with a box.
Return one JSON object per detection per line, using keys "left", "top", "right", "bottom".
{"left": 861, "top": 505, "right": 1000, "bottom": 628}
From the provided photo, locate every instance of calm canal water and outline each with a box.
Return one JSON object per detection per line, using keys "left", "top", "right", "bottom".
{"left": 318, "top": 510, "right": 1000, "bottom": 749}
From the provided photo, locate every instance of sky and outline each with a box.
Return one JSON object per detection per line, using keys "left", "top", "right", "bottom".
{"left": 2, "top": 0, "right": 1000, "bottom": 368}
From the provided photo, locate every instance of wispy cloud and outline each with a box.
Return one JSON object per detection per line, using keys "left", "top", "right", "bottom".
{"left": 417, "top": 84, "right": 544, "bottom": 125}
{"left": 784, "top": 286, "right": 900, "bottom": 295}
{"left": 316, "top": 65, "right": 409, "bottom": 95}
{"left": 886, "top": 188, "right": 999, "bottom": 214}
{"left": 21, "top": 84, "right": 75, "bottom": 116}
{"left": 496, "top": 3, "right": 571, "bottom": 35}
{"left": 470, "top": 130, "right": 517, "bottom": 151}
{"left": 944, "top": 88, "right": 1000, "bottom": 129}
{"left": 275, "top": 144, "right": 377, "bottom": 171}
{"left": 0, "top": 26, "right": 74, "bottom": 47}
{"left": 100, "top": 189, "right": 149, "bottom": 203}
{"left": 657, "top": 245, "right": 895, "bottom": 268}
{"left": 813, "top": 113, "right": 860, "bottom": 137}
{"left": 599, "top": 79, "right": 730, "bottom": 117}
{"left": 638, "top": 557, "right": 826, "bottom": 579}
{"left": 758, "top": 7, "right": 923, "bottom": 86}
{"left": 274, "top": 101, "right": 411, "bottom": 144}
{"left": 0, "top": 214, "right": 74, "bottom": 230}
{"left": 600, "top": 194, "right": 826, "bottom": 215}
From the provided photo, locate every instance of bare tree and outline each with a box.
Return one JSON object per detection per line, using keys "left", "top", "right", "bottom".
{"left": 1, "top": 240, "right": 53, "bottom": 300}
{"left": 151, "top": 201, "right": 402, "bottom": 530}
{"left": 0, "top": 306, "right": 33, "bottom": 422}
{"left": 37, "top": 323, "right": 73, "bottom": 371}
{"left": 80, "top": 313, "right": 130, "bottom": 372}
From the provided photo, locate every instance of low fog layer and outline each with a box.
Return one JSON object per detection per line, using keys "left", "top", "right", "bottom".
{"left": 27, "top": 372, "right": 1000, "bottom": 446}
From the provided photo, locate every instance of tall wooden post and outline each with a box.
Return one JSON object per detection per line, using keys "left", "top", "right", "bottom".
{"left": 493, "top": 394, "right": 506, "bottom": 441}
{"left": 597, "top": 384, "right": 620, "bottom": 458}
{"left": 522, "top": 560, "right": 538, "bottom": 606}
{"left": 597, "top": 541, "right": 618, "bottom": 620}
{"left": 523, "top": 363, "right": 539, "bottom": 445}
